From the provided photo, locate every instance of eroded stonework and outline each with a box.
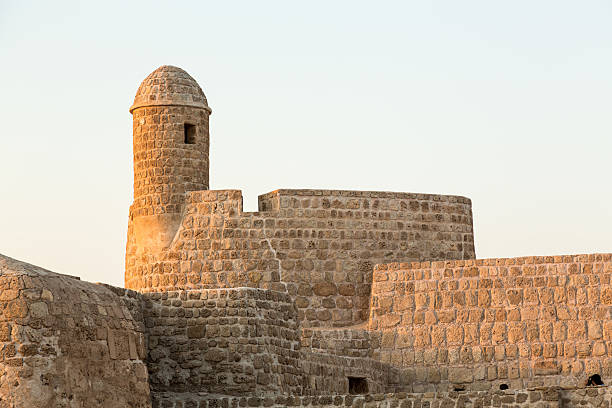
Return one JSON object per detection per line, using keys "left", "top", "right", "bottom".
{"left": 1, "top": 65, "right": 610, "bottom": 407}
{"left": 0, "top": 254, "right": 150, "bottom": 408}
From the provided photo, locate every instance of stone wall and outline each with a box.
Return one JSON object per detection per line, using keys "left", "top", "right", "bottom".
{"left": 143, "top": 287, "right": 301, "bottom": 397}
{"left": 369, "top": 253, "right": 612, "bottom": 392}
{"left": 0, "top": 254, "right": 150, "bottom": 408}
{"left": 151, "top": 386, "right": 612, "bottom": 407}
{"left": 127, "top": 189, "right": 475, "bottom": 327}
{"left": 300, "top": 327, "right": 387, "bottom": 395}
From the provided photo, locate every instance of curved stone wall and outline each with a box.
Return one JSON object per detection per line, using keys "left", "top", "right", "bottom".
{"left": 130, "top": 105, "right": 211, "bottom": 253}
{"left": 143, "top": 288, "right": 301, "bottom": 397}
{"left": 126, "top": 189, "right": 475, "bottom": 327}
{"left": 131, "top": 105, "right": 210, "bottom": 218}
{"left": 0, "top": 254, "right": 150, "bottom": 408}
{"left": 369, "top": 253, "right": 612, "bottom": 392}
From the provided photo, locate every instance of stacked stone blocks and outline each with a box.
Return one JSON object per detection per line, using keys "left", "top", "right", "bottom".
{"left": 143, "top": 288, "right": 301, "bottom": 396}
{"left": 2, "top": 65, "right": 611, "bottom": 407}
{"left": 370, "top": 254, "right": 612, "bottom": 392}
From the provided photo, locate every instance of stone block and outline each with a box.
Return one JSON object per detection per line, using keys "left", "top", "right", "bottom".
{"left": 449, "top": 367, "right": 473, "bottom": 383}
{"left": 534, "top": 361, "right": 559, "bottom": 376}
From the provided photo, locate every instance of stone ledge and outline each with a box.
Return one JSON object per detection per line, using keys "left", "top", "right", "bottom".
{"left": 374, "top": 253, "right": 612, "bottom": 273}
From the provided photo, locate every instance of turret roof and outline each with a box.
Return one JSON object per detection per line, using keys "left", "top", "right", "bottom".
{"left": 129, "top": 65, "right": 210, "bottom": 113}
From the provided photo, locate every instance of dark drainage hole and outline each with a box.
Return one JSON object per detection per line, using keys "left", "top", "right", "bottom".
{"left": 348, "top": 377, "right": 368, "bottom": 394}
{"left": 453, "top": 386, "right": 465, "bottom": 392}
{"left": 500, "top": 384, "right": 509, "bottom": 390}
{"left": 587, "top": 374, "right": 604, "bottom": 386}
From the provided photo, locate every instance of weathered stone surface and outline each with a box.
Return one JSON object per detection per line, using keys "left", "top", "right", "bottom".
{"left": 0, "top": 254, "right": 150, "bottom": 408}
{"left": 126, "top": 187, "right": 475, "bottom": 328}
{"left": 144, "top": 288, "right": 301, "bottom": 397}
{"left": 3, "top": 65, "right": 612, "bottom": 406}
{"left": 449, "top": 367, "right": 474, "bottom": 384}
{"left": 369, "top": 254, "right": 612, "bottom": 394}
{"left": 313, "top": 282, "right": 337, "bottom": 297}
{"left": 150, "top": 386, "right": 612, "bottom": 407}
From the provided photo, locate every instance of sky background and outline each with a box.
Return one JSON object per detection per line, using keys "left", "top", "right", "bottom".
{"left": 0, "top": 1, "right": 610, "bottom": 287}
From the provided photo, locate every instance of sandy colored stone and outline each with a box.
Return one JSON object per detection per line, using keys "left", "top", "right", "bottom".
{"left": 3, "top": 65, "right": 612, "bottom": 406}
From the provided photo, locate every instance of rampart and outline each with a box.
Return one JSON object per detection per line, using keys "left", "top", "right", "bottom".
{"left": 4, "top": 251, "right": 612, "bottom": 406}
{"left": 369, "top": 254, "right": 612, "bottom": 392}
{"left": 126, "top": 189, "right": 475, "bottom": 327}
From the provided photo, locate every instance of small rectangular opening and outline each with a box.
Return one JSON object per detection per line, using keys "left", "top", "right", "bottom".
{"left": 184, "top": 123, "right": 197, "bottom": 144}
{"left": 348, "top": 377, "right": 368, "bottom": 394}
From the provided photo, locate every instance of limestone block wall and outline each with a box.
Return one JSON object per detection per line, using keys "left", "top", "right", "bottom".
{"left": 369, "top": 253, "right": 612, "bottom": 392}
{"left": 0, "top": 254, "right": 150, "bottom": 408}
{"left": 126, "top": 189, "right": 475, "bottom": 327}
{"left": 142, "top": 287, "right": 301, "bottom": 397}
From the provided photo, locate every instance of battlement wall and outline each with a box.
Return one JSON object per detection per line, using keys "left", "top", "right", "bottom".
{"left": 369, "top": 253, "right": 612, "bottom": 392}
{"left": 126, "top": 188, "right": 475, "bottom": 327}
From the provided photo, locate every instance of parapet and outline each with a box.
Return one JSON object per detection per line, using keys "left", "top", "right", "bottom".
{"left": 258, "top": 188, "right": 472, "bottom": 212}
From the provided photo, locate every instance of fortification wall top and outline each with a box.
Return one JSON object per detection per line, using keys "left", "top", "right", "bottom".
{"left": 374, "top": 253, "right": 611, "bottom": 273}
{"left": 126, "top": 188, "right": 475, "bottom": 327}
{"left": 258, "top": 189, "right": 471, "bottom": 212}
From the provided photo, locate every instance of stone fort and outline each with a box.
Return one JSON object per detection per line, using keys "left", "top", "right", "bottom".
{"left": 1, "top": 65, "right": 611, "bottom": 407}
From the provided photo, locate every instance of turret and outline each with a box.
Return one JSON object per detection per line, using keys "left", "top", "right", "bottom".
{"left": 127, "top": 65, "right": 211, "bottom": 254}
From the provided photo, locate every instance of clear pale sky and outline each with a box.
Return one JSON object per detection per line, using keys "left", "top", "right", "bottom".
{"left": 1, "top": 1, "right": 610, "bottom": 287}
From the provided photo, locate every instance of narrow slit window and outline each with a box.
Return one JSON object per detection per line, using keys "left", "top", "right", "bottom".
{"left": 184, "top": 123, "right": 197, "bottom": 144}
{"left": 348, "top": 377, "right": 368, "bottom": 394}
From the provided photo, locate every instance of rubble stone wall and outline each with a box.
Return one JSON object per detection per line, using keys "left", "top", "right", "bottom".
{"left": 151, "top": 386, "right": 612, "bottom": 407}
{"left": 369, "top": 254, "right": 612, "bottom": 392}
{"left": 142, "top": 287, "right": 301, "bottom": 396}
{"left": 0, "top": 254, "right": 150, "bottom": 408}
{"left": 126, "top": 189, "right": 475, "bottom": 327}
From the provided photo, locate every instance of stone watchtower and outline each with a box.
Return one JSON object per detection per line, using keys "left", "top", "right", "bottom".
{"left": 127, "top": 66, "right": 211, "bottom": 259}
